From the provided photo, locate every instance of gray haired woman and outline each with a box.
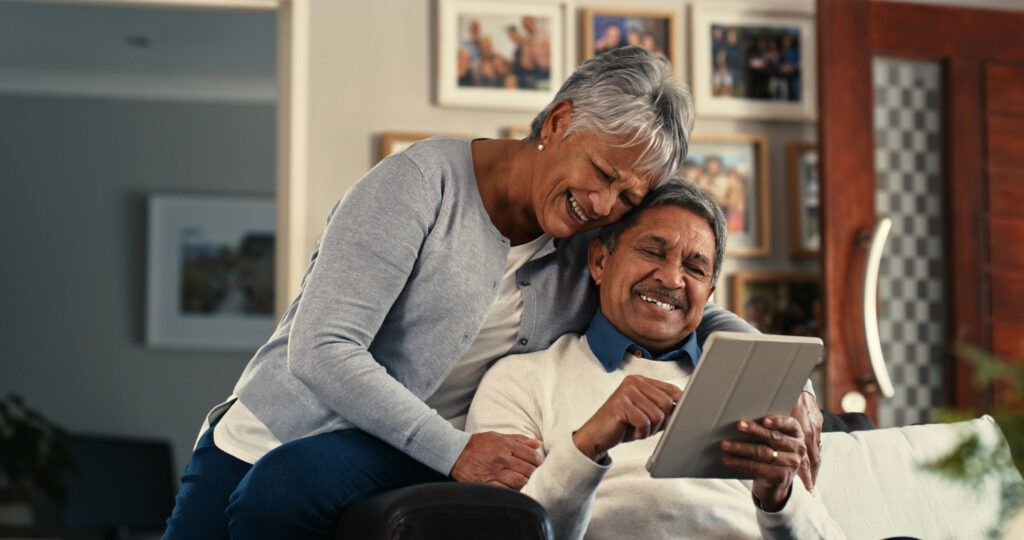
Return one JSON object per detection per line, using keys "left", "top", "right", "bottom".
{"left": 165, "top": 46, "right": 765, "bottom": 539}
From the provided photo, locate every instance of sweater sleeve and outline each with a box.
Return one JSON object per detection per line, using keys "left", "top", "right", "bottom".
{"left": 756, "top": 478, "right": 847, "bottom": 539}
{"left": 466, "top": 359, "right": 608, "bottom": 540}
{"left": 286, "top": 153, "right": 470, "bottom": 475}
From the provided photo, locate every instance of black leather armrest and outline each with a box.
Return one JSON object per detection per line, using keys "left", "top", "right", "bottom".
{"left": 333, "top": 482, "right": 554, "bottom": 540}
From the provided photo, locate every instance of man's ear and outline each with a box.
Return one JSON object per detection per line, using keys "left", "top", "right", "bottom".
{"left": 542, "top": 99, "right": 573, "bottom": 142}
{"left": 706, "top": 284, "right": 717, "bottom": 301}
{"left": 587, "top": 237, "right": 609, "bottom": 286}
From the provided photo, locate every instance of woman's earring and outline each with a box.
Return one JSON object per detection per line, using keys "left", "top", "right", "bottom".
{"left": 537, "top": 137, "right": 545, "bottom": 151}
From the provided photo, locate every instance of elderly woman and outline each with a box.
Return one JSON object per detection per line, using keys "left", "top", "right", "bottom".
{"left": 164, "top": 46, "right": 795, "bottom": 539}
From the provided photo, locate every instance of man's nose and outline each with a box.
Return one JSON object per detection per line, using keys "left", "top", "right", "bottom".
{"left": 654, "top": 262, "right": 686, "bottom": 289}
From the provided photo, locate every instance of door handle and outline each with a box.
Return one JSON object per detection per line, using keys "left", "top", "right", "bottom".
{"left": 861, "top": 217, "right": 895, "bottom": 398}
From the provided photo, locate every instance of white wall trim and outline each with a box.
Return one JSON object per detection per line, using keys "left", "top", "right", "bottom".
{"left": 0, "top": 68, "right": 276, "bottom": 103}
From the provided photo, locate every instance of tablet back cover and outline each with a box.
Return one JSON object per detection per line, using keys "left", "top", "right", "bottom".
{"left": 647, "top": 332, "right": 823, "bottom": 479}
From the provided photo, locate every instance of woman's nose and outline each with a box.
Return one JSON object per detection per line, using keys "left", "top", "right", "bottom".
{"left": 588, "top": 188, "right": 615, "bottom": 217}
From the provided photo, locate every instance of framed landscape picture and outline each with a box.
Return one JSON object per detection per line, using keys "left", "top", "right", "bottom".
{"left": 581, "top": 7, "right": 681, "bottom": 74}
{"left": 730, "top": 272, "right": 822, "bottom": 338}
{"left": 677, "top": 133, "right": 769, "bottom": 256}
{"left": 691, "top": 3, "right": 816, "bottom": 120}
{"left": 146, "top": 194, "right": 275, "bottom": 350}
{"left": 436, "top": 0, "right": 564, "bottom": 110}
{"left": 787, "top": 142, "right": 820, "bottom": 257}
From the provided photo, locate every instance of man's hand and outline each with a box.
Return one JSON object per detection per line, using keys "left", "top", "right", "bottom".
{"left": 572, "top": 374, "right": 682, "bottom": 463}
{"left": 720, "top": 415, "right": 807, "bottom": 512}
{"left": 790, "top": 392, "right": 823, "bottom": 492}
{"left": 451, "top": 431, "right": 543, "bottom": 490}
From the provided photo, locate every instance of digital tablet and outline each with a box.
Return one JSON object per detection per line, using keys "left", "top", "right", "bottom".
{"left": 646, "top": 331, "right": 823, "bottom": 479}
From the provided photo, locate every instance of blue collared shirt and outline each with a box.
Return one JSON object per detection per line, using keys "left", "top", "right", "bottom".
{"left": 585, "top": 309, "right": 702, "bottom": 372}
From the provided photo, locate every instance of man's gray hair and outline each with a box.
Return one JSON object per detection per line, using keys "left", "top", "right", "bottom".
{"left": 597, "top": 180, "right": 727, "bottom": 285}
{"left": 528, "top": 46, "right": 695, "bottom": 186}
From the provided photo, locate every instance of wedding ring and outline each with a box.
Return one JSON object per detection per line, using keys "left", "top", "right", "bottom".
{"left": 817, "top": 440, "right": 823, "bottom": 450}
{"left": 769, "top": 449, "right": 778, "bottom": 463}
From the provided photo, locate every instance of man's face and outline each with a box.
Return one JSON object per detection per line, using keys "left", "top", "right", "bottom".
{"left": 588, "top": 205, "right": 717, "bottom": 355}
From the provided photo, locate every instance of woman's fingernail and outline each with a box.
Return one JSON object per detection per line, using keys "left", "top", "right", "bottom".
{"left": 738, "top": 420, "right": 747, "bottom": 429}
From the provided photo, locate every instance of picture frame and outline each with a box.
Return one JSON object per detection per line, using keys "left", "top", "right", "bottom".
{"left": 580, "top": 7, "right": 681, "bottom": 74}
{"left": 146, "top": 194, "right": 275, "bottom": 350}
{"left": 379, "top": 131, "right": 475, "bottom": 160}
{"left": 787, "top": 142, "right": 820, "bottom": 257}
{"left": 504, "top": 125, "right": 532, "bottom": 139}
{"left": 677, "top": 133, "right": 769, "bottom": 256}
{"left": 691, "top": 2, "right": 816, "bottom": 120}
{"left": 730, "top": 272, "right": 822, "bottom": 338}
{"left": 436, "top": 0, "right": 564, "bottom": 111}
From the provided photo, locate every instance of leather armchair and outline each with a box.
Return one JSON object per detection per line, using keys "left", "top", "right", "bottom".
{"left": 333, "top": 482, "right": 553, "bottom": 540}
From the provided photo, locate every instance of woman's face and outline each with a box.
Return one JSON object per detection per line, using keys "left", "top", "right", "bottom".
{"left": 531, "top": 105, "right": 660, "bottom": 238}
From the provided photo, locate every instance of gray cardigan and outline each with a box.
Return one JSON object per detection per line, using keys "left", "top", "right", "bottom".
{"left": 232, "top": 137, "right": 755, "bottom": 474}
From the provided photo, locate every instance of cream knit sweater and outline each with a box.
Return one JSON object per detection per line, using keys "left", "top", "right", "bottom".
{"left": 466, "top": 333, "right": 845, "bottom": 540}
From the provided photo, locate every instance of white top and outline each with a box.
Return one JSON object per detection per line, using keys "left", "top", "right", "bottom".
{"left": 425, "top": 234, "right": 548, "bottom": 429}
{"left": 211, "top": 234, "right": 547, "bottom": 464}
{"left": 466, "top": 333, "right": 846, "bottom": 540}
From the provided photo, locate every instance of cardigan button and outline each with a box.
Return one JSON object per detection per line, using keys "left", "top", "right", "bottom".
{"left": 519, "top": 338, "right": 528, "bottom": 346}
{"left": 520, "top": 280, "right": 530, "bottom": 287}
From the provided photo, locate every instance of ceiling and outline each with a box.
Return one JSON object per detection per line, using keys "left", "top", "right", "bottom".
{"left": 0, "top": 1, "right": 276, "bottom": 102}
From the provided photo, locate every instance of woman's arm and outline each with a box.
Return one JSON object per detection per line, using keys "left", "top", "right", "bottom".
{"left": 286, "top": 154, "right": 469, "bottom": 474}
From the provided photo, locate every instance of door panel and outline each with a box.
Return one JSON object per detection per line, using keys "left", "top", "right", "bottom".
{"left": 871, "top": 57, "right": 948, "bottom": 427}
{"left": 819, "top": 0, "right": 1024, "bottom": 423}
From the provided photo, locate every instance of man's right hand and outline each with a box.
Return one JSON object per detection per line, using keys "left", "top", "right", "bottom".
{"left": 572, "top": 374, "right": 682, "bottom": 463}
{"left": 450, "top": 431, "right": 543, "bottom": 490}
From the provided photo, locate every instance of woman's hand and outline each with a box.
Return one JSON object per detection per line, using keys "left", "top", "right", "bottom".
{"left": 451, "top": 432, "right": 543, "bottom": 490}
{"left": 572, "top": 375, "right": 682, "bottom": 463}
{"left": 720, "top": 415, "right": 807, "bottom": 512}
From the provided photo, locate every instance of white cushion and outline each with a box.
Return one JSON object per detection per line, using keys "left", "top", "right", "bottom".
{"left": 817, "top": 416, "right": 1022, "bottom": 539}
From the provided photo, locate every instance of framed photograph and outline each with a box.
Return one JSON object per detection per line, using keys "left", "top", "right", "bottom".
{"left": 379, "top": 131, "right": 475, "bottom": 160}
{"left": 691, "top": 2, "right": 816, "bottom": 120}
{"left": 730, "top": 272, "right": 822, "bottom": 338}
{"left": 437, "top": 0, "right": 564, "bottom": 111}
{"left": 581, "top": 7, "right": 681, "bottom": 74}
{"left": 677, "top": 133, "right": 769, "bottom": 256}
{"left": 146, "top": 194, "right": 275, "bottom": 350}
{"left": 787, "top": 142, "right": 820, "bottom": 257}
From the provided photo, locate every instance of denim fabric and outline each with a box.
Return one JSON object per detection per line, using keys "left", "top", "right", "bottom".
{"left": 164, "top": 429, "right": 447, "bottom": 539}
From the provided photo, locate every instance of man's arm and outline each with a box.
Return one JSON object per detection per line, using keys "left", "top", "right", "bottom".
{"left": 466, "top": 362, "right": 608, "bottom": 540}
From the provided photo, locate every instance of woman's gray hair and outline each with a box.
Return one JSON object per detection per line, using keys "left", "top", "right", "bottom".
{"left": 597, "top": 179, "right": 728, "bottom": 285}
{"left": 528, "top": 46, "right": 695, "bottom": 186}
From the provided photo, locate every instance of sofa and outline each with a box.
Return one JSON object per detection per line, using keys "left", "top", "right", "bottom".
{"left": 334, "top": 415, "right": 1023, "bottom": 539}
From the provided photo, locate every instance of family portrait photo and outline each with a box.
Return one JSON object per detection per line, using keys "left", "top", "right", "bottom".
{"left": 437, "top": 0, "right": 563, "bottom": 110}
{"left": 691, "top": 6, "right": 816, "bottom": 120}
{"left": 730, "top": 273, "right": 822, "bottom": 338}
{"left": 678, "top": 134, "right": 769, "bottom": 256}
{"left": 581, "top": 8, "right": 679, "bottom": 72}
{"left": 709, "top": 24, "right": 802, "bottom": 101}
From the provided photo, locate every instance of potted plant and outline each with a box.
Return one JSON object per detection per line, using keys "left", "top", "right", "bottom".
{"left": 927, "top": 344, "right": 1024, "bottom": 539}
{"left": 0, "top": 393, "right": 77, "bottom": 536}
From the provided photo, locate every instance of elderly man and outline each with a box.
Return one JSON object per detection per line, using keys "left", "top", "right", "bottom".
{"left": 467, "top": 181, "right": 843, "bottom": 539}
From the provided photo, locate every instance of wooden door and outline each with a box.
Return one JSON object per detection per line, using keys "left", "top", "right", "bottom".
{"left": 819, "top": 0, "right": 1024, "bottom": 424}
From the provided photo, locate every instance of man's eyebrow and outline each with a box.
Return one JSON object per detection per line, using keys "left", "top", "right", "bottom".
{"left": 636, "top": 234, "right": 668, "bottom": 246}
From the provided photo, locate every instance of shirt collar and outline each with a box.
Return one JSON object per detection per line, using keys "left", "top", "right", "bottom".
{"left": 584, "top": 309, "right": 701, "bottom": 372}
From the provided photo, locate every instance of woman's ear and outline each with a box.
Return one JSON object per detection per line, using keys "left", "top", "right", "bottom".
{"left": 587, "top": 237, "right": 609, "bottom": 286}
{"left": 542, "top": 99, "right": 573, "bottom": 142}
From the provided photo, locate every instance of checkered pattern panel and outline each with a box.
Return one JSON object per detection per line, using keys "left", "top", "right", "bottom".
{"left": 872, "top": 58, "right": 947, "bottom": 428}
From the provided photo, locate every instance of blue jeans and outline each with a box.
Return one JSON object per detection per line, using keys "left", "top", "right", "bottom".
{"left": 164, "top": 425, "right": 448, "bottom": 539}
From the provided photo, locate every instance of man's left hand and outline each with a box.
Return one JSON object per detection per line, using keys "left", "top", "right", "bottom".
{"left": 790, "top": 392, "right": 823, "bottom": 493}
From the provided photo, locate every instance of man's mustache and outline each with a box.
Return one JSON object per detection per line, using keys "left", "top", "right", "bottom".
{"left": 632, "top": 285, "right": 688, "bottom": 311}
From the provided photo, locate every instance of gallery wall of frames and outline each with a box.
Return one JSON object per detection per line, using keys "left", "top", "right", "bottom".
{"left": 378, "top": 0, "right": 823, "bottom": 348}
